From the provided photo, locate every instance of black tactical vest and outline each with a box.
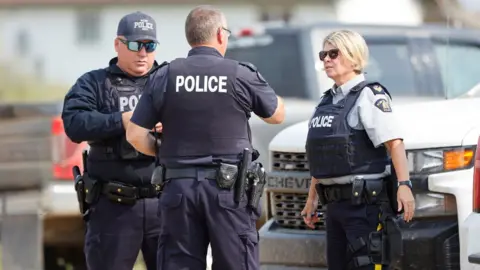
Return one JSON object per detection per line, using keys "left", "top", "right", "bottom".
{"left": 89, "top": 68, "right": 152, "bottom": 161}
{"left": 305, "top": 81, "right": 389, "bottom": 179}
{"left": 158, "top": 54, "right": 251, "bottom": 163}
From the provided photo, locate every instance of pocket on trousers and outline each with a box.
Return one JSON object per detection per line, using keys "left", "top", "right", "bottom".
{"left": 239, "top": 230, "right": 260, "bottom": 270}
{"left": 159, "top": 193, "right": 184, "bottom": 234}
{"left": 218, "top": 193, "right": 252, "bottom": 233}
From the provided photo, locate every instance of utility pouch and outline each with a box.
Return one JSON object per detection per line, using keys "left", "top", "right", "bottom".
{"left": 103, "top": 182, "right": 137, "bottom": 205}
{"left": 364, "top": 179, "right": 384, "bottom": 204}
{"left": 216, "top": 163, "right": 238, "bottom": 190}
{"left": 105, "top": 193, "right": 137, "bottom": 205}
{"left": 315, "top": 183, "right": 327, "bottom": 205}
{"left": 84, "top": 175, "right": 101, "bottom": 205}
{"left": 351, "top": 177, "right": 365, "bottom": 205}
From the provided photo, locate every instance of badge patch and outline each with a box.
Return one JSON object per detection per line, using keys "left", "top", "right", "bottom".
{"left": 373, "top": 85, "right": 383, "bottom": 92}
{"left": 370, "top": 84, "right": 388, "bottom": 95}
{"left": 374, "top": 98, "right": 392, "bottom": 112}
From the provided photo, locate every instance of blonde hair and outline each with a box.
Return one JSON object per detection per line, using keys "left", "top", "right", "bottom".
{"left": 323, "top": 30, "right": 369, "bottom": 73}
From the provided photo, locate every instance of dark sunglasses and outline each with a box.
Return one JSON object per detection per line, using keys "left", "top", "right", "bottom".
{"left": 118, "top": 39, "right": 157, "bottom": 53}
{"left": 319, "top": 49, "right": 339, "bottom": 61}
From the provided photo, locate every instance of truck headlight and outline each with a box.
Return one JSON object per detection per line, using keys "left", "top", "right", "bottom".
{"left": 407, "top": 146, "right": 476, "bottom": 174}
{"left": 414, "top": 192, "right": 457, "bottom": 218}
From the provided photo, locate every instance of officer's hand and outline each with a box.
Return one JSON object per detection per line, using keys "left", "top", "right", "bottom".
{"left": 153, "top": 122, "right": 163, "bottom": 133}
{"left": 397, "top": 186, "right": 415, "bottom": 222}
{"left": 121, "top": 111, "right": 134, "bottom": 129}
{"left": 301, "top": 199, "right": 319, "bottom": 229}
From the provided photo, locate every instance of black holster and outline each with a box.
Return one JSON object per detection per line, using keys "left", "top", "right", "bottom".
{"left": 73, "top": 150, "right": 101, "bottom": 221}
{"left": 368, "top": 214, "right": 405, "bottom": 266}
{"left": 367, "top": 164, "right": 404, "bottom": 266}
{"left": 73, "top": 166, "right": 87, "bottom": 215}
{"left": 247, "top": 162, "right": 267, "bottom": 209}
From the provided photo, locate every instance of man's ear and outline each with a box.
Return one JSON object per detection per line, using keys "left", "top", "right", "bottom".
{"left": 114, "top": 38, "right": 120, "bottom": 53}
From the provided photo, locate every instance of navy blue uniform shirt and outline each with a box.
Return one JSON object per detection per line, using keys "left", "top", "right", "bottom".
{"left": 62, "top": 57, "right": 161, "bottom": 184}
{"left": 62, "top": 57, "right": 160, "bottom": 143}
{"left": 131, "top": 46, "right": 278, "bottom": 130}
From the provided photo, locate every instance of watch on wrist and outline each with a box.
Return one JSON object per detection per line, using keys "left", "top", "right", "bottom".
{"left": 397, "top": 180, "right": 412, "bottom": 189}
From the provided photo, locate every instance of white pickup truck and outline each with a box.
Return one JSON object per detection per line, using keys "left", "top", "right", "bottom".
{"left": 263, "top": 94, "right": 480, "bottom": 269}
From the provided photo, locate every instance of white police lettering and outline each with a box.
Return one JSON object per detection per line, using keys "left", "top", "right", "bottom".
{"left": 134, "top": 19, "right": 153, "bottom": 31}
{"left": 119, "top": 94, "right": 142, "bottom": 112}
{"left": 175, "top": 76, "right": 228, "bottom": 93}
{"left": 309, "top": 115, "right": 334, "bottom": 128}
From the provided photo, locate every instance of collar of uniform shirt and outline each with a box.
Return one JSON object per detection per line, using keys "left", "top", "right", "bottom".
{"left": 188, "top": 46, "right": 223, "bottom": 58}
{"left": 332, "top": 73, "right": 366, "bottom": 96}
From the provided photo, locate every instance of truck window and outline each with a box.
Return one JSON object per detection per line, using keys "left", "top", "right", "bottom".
{"left": 364, "top": 42, "right": 417, "bottom": 96}
{"left": 315, "top": 41, "right": 419, "bottom": 97}
{"left": 225, "top": 32, "right": 308, "bottom": 99}
{"left": 433, "top": 43, "right": 480, "bottom": 99}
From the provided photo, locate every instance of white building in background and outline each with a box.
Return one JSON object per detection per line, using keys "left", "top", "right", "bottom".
{"left": 0, "top": 0, "right": 423, "bottom": 87}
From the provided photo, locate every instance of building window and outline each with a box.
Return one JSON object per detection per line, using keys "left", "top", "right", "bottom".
{"left": 76, "top": 10, "right": 101, "bottom": 44}
{"left": 16, "top": 29, "right": 30, "bottom": 56}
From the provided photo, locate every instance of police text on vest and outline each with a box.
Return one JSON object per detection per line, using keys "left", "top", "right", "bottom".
{"left": 119, "top": 94, "right": 142, "bottom": 112}
{"left": 310, "top": 115, "right": 334, "bottom": 128}
{"left": 176, "top": 76, "right": 228, "bottom": 93}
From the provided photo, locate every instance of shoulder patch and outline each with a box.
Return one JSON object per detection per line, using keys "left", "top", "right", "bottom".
{"left": 239, "top": 61, "right": 257, "bottom": 72}
{"left": 374, "top": 98, "right": 392, "bottom": 113}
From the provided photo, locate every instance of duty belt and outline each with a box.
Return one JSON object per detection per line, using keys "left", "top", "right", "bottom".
{"left": 317, "top": 184, "right": 352, "bottom": 203}
{"left": 164, "top": 167, "right": 219, "bottom": 180}
{"left": 101, "top": 181, "right": 161, "bottom": 199}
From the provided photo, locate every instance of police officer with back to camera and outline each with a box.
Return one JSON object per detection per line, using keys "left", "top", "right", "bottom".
{"left": 125, "top": 5, "right": 285, "bottom": 270}
{"left": 300, "top": 30, "right": 416, "bottom": 270}
{"left": 61, "top": 11, "right": 165, "bottom": 270}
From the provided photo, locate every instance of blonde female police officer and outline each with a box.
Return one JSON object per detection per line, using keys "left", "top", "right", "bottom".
{"left": 301, "top": 30, "right": 416, "bottom": 270}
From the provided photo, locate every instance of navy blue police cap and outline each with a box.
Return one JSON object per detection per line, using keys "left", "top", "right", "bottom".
{"left": 117, "top": 11, "right": 158, "bottom": 42}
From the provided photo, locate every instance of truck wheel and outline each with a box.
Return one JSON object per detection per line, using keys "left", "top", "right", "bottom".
{"left": 44, "top": 246, "right": 63, "bottom": 270}
{"left": 44, "top": 246, "right": 87, "bottom": 270}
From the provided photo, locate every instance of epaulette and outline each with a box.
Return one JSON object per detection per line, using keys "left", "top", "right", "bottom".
{"left": 366, "top": 81, "right": 392, "bottom": 99}
{"left": 239, "top": 61, "right": 257, "bottom": 72}
{"left": 239, "top": 61, "right": 267, "bottom": 83}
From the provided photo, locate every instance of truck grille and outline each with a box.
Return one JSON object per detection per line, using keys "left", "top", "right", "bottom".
{"left": 272, "top": 151, "right": 309, "bottom": 171}
{"left": 271, "top": 192, "right": 326, "bottom": 230}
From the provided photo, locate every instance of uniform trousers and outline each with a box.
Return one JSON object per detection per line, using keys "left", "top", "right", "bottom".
{"left": 326, "top": 200, "right": 381, "bottom": 270}
{"left": 157, "top": 168, "right": 261, "bottom": 270}
{"left": 84, "top": 196, "right": 161, "bottom": 270}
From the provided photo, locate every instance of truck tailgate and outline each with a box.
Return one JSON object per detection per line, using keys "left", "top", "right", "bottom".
{"left": 0, "top": 103, "right": 61, "bottom": 191}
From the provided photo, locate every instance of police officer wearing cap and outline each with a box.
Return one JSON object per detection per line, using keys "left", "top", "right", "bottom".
{"left": 126, "top": 5, "right": 285, "bottom": 270}
{"left": 300, "top": 30, "right": 416, "bottom": 270}
{"left": 61, "top": 11, "right": 165, "bottom": 270}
